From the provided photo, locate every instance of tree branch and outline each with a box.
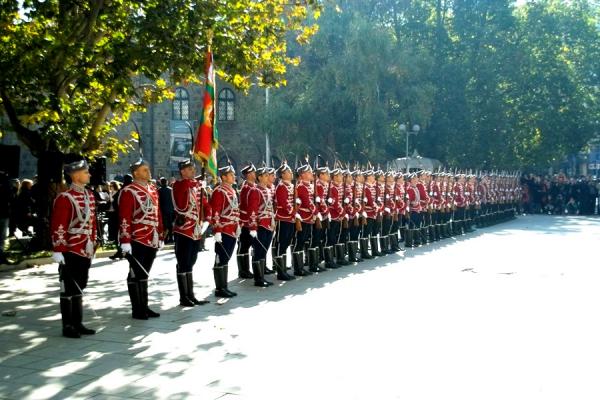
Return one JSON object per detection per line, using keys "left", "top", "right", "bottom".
{"left": 0, "top": 89, "right": 46, "bottom": 156}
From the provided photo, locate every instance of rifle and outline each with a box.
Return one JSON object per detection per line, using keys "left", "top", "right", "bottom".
{"left": 352, "top": 165, "right": 360, "bottom": 227}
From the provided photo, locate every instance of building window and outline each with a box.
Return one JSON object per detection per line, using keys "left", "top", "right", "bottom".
{"left": 172, "top": 87, "right": 189, "bottom": 120}
{"left": 218, "top": 88, "right": 235, "bottom": 121}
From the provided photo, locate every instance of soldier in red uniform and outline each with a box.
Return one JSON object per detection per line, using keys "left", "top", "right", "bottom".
{"left": 452, "top": 173, "right": 467, "bottom": 235}
{"left": 237, "top": 164, "right": 257, "bottom": 279}
{"left": 353, "top": 169, "right": 371, "bottom": 259}
{"left": 292, "top": 163, "right": 315, "bottom": 276}
{"left": 172, "top": 159, "right": 211, "bottom": 307}
{"left": 325, "top": 166, "right": 348, "bottom": 267}
{"left": 416, "top": 171, "right": 431, "bottom": 245}
{"left": 273, "top": 162, "right": 296, "bottom": 281}
{"left": 381, "top": 170, "right": 396, "bottom": 254}
{"left": 464, "top": 174, "right": 476, "bottom": 233}
{"left": 392, "top": 172, "right": 406, "bottom": 249}
{"left": 374, "top": 168, "right": 386, "bottom": 254}
{"left": 51, "top": 159, "right": 98, "bottom": 338}
{"left": 119, "top": 159, "right": 164, "bottom": 320}
{"left": 363, "top": 168, "right": 382, "bottom": 257}
{"left": 246, "top": 167, "right": 275, "bottom": 287}
{"left": 309, "top": 166, "right": 330, "bottom": 272}
{"left": 430, "top": 172, "right": 443, "bottom": 241}
{"left": 341, "top": 167, "right": 360, "bottom": 263}
{"left": 210, "top": 164, "right": 240, "bottom": 298}
{"left": 405, "top": 173, "right": 422, "bottom": 247}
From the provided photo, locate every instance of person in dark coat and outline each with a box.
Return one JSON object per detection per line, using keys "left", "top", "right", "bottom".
{"left": 158, "top": 177, "right": 175, "bottom": 244}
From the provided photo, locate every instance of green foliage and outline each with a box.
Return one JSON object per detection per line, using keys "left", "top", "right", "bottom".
{"left": 246, "top": 0, "right": 600, "bottom": 169}
{"left": 0, "top": 0, "right": 321, "bottom": 159}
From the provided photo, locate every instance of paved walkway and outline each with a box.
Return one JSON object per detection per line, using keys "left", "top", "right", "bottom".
{"left": 1, "top": 215, "right": 600, "bottom": 400}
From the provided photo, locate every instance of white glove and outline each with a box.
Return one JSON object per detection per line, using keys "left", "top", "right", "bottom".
{"left": 377, "top": 197, "right": 383, "bottom": 202}
{"left": 345, "top": 214, "right": 349, "bottom": 220}
{"left": 355, "top": 212, "right": 360, "bottom": 218}
{"left": 315, "top": 196, "right": 321, "bottom": 203}
{"left": 363, "top": 197, "right": 368, "bottom": 203}
{"left": 214, "top": 232, "right": 222, "bottom": 243}
{"left": 159, "top": 240, "right": 164, "bottom": 249}
{"left": 327, "top": 198, "right": 333, "bottom": 204}
{"left": 395, "top": 196, "right": 400, "bottom": 201}
{"left": 200, "top": 221, "right": 210, "bottom": 235}
{"left": 295, "top": 213, "right": 302, "bottom": 220}
{"left": 249, "top": 230, "right": 257, "bottom": 238}
{"left": 362, "top": 211, "right": 368, "bottom": 218}
{"left": 121, "top": 243, "right": 132, "bottom": 254}
{"left": 295, "top": 198, "right": 301, "bottom": 205}
{"left": 52, "top": 252, "right": 65, "bottom": 264}
{"left": 384, "top": 207, "right": 391, "bottom": 213}
{"left": 317, "top": 213, "right": 323, "bottom": 221}
{"left": 327, "top": 214, "right": 332, "bottom": 221}
{"left": 344, "top": 198, "right": 350, "bottom": 204}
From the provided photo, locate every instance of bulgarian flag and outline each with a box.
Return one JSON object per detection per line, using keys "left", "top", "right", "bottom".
{"left": 194, "top": 47, "right": 218, "bottom": 179}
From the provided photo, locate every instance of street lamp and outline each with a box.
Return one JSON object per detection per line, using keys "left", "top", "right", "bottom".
{"left": 399, "top": 123, "right": 420, "bottom": 172}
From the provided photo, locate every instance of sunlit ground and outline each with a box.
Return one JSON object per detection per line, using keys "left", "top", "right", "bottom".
{"left": 1, "top": 214, "right": 600, "bottom": 400}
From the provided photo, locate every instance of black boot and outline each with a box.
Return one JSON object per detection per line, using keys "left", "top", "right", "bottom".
{"left": 187, "top": 272, "right": 209, "bottom": 305}
{"left": 335, "top": 243, "right": 349, "bottom": 266}
{"left": 420, "top": 227, "right": 429, "bottom": 244}
{"left": 429, "top": 225, "right": 436, "bottom": 242}
{"left": 214, "top": 265, "right": 236, "bottom": 298}
{"left": 308, "top": 248, "right": 325, "bottom": 273}
{"left": 274, "top": 255, "right": 295, "bottom": 281}
{"left": 260, "top": 260, "right": 273, "bottom": 286}
{"left": 378, "top": 236, "right": 388, "bottom": 256}
{"left": 360, "top": 238, "right": 373, "bottom": 259}
{"left": 389, "top": 234, "right": 400, "bottom": 252}
{"left": 404, "top": 229, "right": 413, "bottom": 248}
{"left": 60, "top": 297, "right": 81, "bottom": 338}
{"left": 71, "top": 295, "right": 95, "bottom": 335}
{"left": 128, "top": 281, "right": 148, "bottom": 320}
{"left": 353, "top": 241, "right": 363, "bottom": 262}
{"left": 177, "top": 272, "right": 195, "bottom": 307}
{"left": 252, "top": 261, "right": 270, "bottom": 287}
{"left": 370, "top": 237, "right": 382, "bottom": 257}
{"left": 347, "top": 241, "right": 359, "bottom": 262}
{"left": 293, "top": 251, "right": 312, "bottom": 276}
{"left": 237, "top": 253, "right": 253, "bottom": 279}
{"left": 140, "top": 280, "right": 160, "bottom": 318}
{"left": 324, "top": 246, "right": 340, "bottom": 269}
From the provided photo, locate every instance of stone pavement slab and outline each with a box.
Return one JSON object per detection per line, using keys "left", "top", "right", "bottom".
{"left": 1, "top": 215, "right": 600, "bottom": 399}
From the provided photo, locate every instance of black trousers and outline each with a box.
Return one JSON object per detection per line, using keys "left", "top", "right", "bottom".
{"left": 326, "top": 220, "right": 342, "bottom": 246}
{"left": 59, "top": 252, "right": 91, "bottom": 297}
{"left": 408, "top": 211, "right": 422, "bottom": 229}
{"left": 275, "top": 220, "right": 295, "bottom": 256}
{"left": 215, "top": 233, "right": 236, "bottom": 266}
{"left": 174, "top": 233, "right": 199, "bottom": 273}
{"left": 362, "top": 218, "right": 377, "bottom": 238}
{"left": 310, "top": 223, "right": 324, "bottom": 248}
{"left": 382, "top": 215, "right": 393, "bottom": 236}
{"left": 253, "top": 227, "right": 273, "bottom": 261}
{"left": 349, "top": 219, "right": 362, "bottom": 241}
{"left": 455, "top": 207, "right": 466, "bottom": 222}
{"left": 127, "top": 241, "right": 158, "bottom": 282}
{"left": 237, "top": 226, "right": 252, "bottom": 255}
{"left": 293, "top": 222, "right": 312, "bottom": 252}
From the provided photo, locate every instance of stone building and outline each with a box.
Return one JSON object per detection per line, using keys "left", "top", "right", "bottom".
{"left": 0, "top": 79, "right": 267, "bottom": 181}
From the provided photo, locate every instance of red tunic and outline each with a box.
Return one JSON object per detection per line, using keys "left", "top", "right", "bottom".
{"left": 430, "top": 181, "right": 442, "bottom": 211}
{"left": 296, "top": 181, "right": 316, "bottom": 224}
{"left": 51, "top": 185, "right": 98, "bottom": 258}
{"left": 353, "top": 182, "right": 364, "bottom": 218}
{"left": 275, "top": 181, "right": 295, "bottom": 223}
{"left": 315, "top": 180, "right": 329, "bottom": 219}
{"left": 210, "top": 183, "right": 240, "bottom": 238}
{"left": 453, "top": 183, "right": 466, "bottom": 208}
{"left": 364, "top": 182, "right": 378, "bottom": 219}
{"left": 343, "top": 183, "right": 354, "bottom": 218}
{"left": 384, "top": 183, "right": 395, "bottom": 216}
{"left": 376, "top": 182, "right": 385, "bottom": 214}
{"left": 327, "top": 182, "right": 345, "bottom": 221}
{"left": 119, "top": 182, "right": 164, "bottom": 248}
{"left": 407, "top": 185, "right": 422, "bottom": 212}
{"left": 172, "top": 178, "right": 212, "bottom": 240}
{"left": 394, "top": 183, "right": 406, "bottom": 214}
{"left": 248, "top": 184, "right": 275, "bottom": 231}
{"left": 239, "top": 181, "right": 257, "bottom": 228}
{"left": 416, "top": 182, "right": 430, "bottom": 209}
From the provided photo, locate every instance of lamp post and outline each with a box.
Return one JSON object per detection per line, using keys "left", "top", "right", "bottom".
{"left": 399, "top": 123, "right": 420, "bottom": 172}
